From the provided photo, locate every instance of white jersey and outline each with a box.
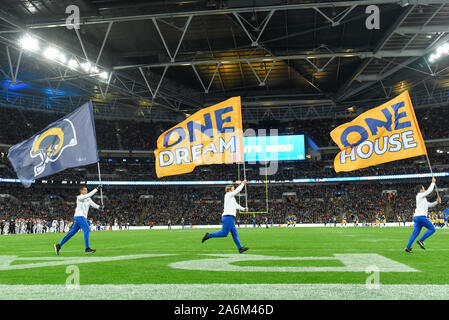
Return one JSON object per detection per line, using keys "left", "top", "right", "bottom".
{"left": 223, "top": 183, "right": 246, "bottom": 217}
{"left": 36, "top": 220, "right": 42, "bottom": 233}
{"left": 414, "top": 182, "right": 438, "bottom": 217}
{"left": 52, "top": 220, "right": 58, "bottom": 232}
{"left": 20, "top": 221, "right": 26, "bottom": 234}
{"left": 3, "top": 222, "right": 8, "bottom": 235}
{"left": 89, "top": 219, "right": 95, "bottom": 231}
{"left": 75, "top": 189, "right": 100, "bottom": 218}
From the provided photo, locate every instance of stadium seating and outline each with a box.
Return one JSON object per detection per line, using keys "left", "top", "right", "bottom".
{"left": 1, "top": 105, "right": 449, "bottom": 150}
{"left": 0, "top": 105, "right": 448, "bottom": 231}
{"left": 0, "top": 181, "right": 445, "bottom": 232}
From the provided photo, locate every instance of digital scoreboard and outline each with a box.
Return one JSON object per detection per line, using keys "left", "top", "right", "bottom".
{"left": 243, "top": 135, "right": 306, "bottom": 162}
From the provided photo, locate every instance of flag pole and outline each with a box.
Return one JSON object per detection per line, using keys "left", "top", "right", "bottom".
{"left": 242, "top": 159, "right": 248, "bottom": 209}
{"left": 97, "top": 162, "right": 104, "bottom": 207}
{"left": 239, "top": 128, "right": 248, "bottom": 209}
{"left": 425, "top": 153, "right": 440, "bottom": 198}
{"left": 237, "top": 162, "right": 241, "bottom": 206}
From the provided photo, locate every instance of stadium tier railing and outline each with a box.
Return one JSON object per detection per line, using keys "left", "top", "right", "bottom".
{"left": 1, "top": 171, "right": 448, "bottom": 185}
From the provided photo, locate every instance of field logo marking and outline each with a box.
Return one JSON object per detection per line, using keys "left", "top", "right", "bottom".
{"left": 169, "top": 254, "right": 419, "bottom": 273}
{"left": 0, "top": 254, "right": 173, "bottom": 271}
{"left": 365, "top": 265, "right": 380, "bottom": 289}
{"left": 66, "top": 265, "right": 80, "bottom": 290}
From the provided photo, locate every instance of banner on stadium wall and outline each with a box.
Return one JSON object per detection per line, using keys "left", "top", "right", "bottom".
{"left": 330, "top": 91, "right": 426, "bottom": 173}
{"left": 155, "top": 97, "right": 244, "bottom": 178}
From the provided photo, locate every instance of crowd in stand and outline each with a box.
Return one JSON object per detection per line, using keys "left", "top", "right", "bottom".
{"left": 0, "top": 180, "right": 446, "bottom": 232}
{"left": 0, "top": 106, "right": 167, "bottom": 150}
{"left": 1, "top": 103, "right": 449, "bottom": 183}
{"left": 1, "top": 104, "right": 449, "bottom": 151}
{"left": 0, "top": 104, "right": 448, "bottom": 232}
{"left": 287, "top": 107, "right": 449, "bottom": 147}
{"left": 0, "top": 149, "right": 447, "bottom": 183}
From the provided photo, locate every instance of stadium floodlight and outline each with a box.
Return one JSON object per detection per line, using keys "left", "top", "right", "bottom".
{"left": 58, "top": 53, "right": 67, "bottom": 63}
{"left": 19, "top": 35, "right": 39, "bottom": 51}
{"left": 429, "top": 42, "right": 449, "bottom": 63}
{"left": 67, "top": 59, "right": 79, "bottom": 69}
{"left": 81, "top": 61, "right": 92, "bottom": 72}
{"left": 43, "top": 47, "right": 59, "bottom": 60}
{"left": 436, "top": 43, "right": 449, "bottom": 55}
{"left": 99, "top": 71, "right": 109, "bottom": 79}
{"left": 17, "top": 34, "right": 111, "bottom": 84}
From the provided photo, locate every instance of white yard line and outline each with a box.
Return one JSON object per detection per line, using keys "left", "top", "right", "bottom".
{"left": 0, "top": 254, "right": 173, "bottom": 271}
{"left": 0, "top": 284, "right": 448, "bottom": 300}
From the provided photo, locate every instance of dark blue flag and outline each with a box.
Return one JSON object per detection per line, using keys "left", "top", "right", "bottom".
{"left": 7, "top": 101, "right": 99, "bottom": 187}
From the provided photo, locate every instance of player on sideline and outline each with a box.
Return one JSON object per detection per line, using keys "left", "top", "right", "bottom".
{"left": 341, "top": 215, "right": 347, "bottom": 228}
{"left": 201, "top": 180, "right": 249, "bottom": 253}
{"left": 54, "top": 185, "right": 104, "bottom": 255}
{"left": 405, "top": 178, "right": 441, "bottom": 253}
{"left": 444, "top": 209, "right": 449, "bottom": 228}
{"left": 354, "top": 215, "right": 359, "bottom": 227}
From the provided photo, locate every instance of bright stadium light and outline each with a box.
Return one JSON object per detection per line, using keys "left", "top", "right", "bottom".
{"left": 99, "top": 71, "right": 109, "bottom": 79}
{"left": 43, "top": 47, "right": 59, "bottom": 60}
{"left": 58, "top": 53, "right": 67, "bottom": 63}
{"left": 429, "top": 42, "right": 449, "bottom": 63}
{"left": 81, "top": 61, "right": 92, "bottom": 72}
{"left": 436, "top": 43, "right": 449, "bottom": 55}
{"left": 67, "top": 59, "right": 79, "bottom": 69}
{"left": 17, "top": 34, "right": 111, "bottom": 83}
{"left": 19, "top": 35, "right": 39, "bottom": 51}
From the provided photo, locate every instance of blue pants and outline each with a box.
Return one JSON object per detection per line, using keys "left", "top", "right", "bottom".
{"left": 208, "top": 215, "right": 242, "bottom": 249}
{"left": 407, "top": 216, "right": 436, "bottom": 249}
{"left": 59, "top": 216, "right": 90, "bottom": 249}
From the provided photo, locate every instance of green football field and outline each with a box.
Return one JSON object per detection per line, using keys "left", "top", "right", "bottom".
{"left": 1, "top": 226, "right": 449, "bottom": 300}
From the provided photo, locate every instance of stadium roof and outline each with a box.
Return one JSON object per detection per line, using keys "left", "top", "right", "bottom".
{"left": 1, "top": 0, "right": 449, "bottom": 121}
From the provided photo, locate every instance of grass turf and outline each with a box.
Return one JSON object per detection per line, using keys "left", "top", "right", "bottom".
{"left": 0, "top": 226, "right": 448, "bottom": 289}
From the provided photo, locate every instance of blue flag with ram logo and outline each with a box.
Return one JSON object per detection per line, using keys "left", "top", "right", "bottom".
{"left": 7, "top": 101, "right": 99, "bottom": 187}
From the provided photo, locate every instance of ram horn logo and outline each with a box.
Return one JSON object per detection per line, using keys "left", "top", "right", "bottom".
{"left": 30, "top": 119, "right": 78, "bottom": 177}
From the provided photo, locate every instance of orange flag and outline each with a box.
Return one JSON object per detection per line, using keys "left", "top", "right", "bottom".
{"left": 330, "top": 91, "right": 426, "bottom": 172}
{"left": 155, "top": 97, "right": 244, "bottom": 178}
